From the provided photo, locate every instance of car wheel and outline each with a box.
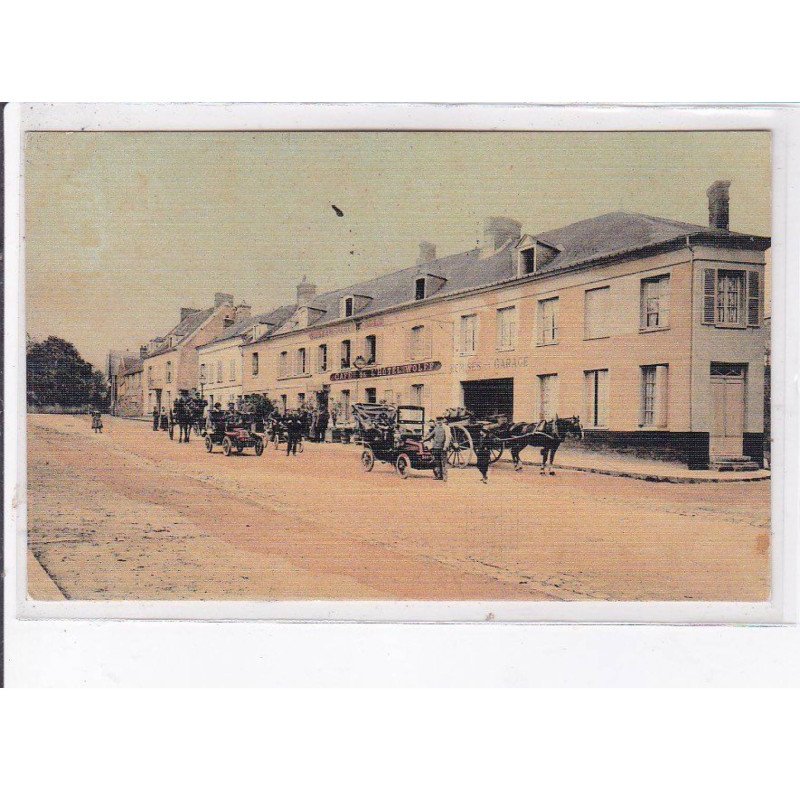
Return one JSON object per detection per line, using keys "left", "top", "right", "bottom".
{"left": 395, "top": 453, "right": 411, "bottom": 478}
{"left": 361, "top": 447, "right": 375, "bottom": 472}
{"left": 204, "top": 436, "right": 213, "bottom": 453}
{"left": 222, "top": 437, "right": 232, "bottom": 456}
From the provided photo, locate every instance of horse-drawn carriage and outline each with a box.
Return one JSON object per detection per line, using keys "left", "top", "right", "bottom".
{"left": 443, "top": 408, "right": 583, "bottom": 474}
{"left": 169, "top": 396, "right": 207, "bottom": 441}
{"left": 204, "top": 412, "right": 265, "bottom": 456}
{"left": 353, "top": 403, "right": 443, "bottom": 479}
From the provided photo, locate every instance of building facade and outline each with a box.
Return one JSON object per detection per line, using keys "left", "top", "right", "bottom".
{"left": 115, "top": 356, "right": 145, "bottom": 417}
{"left": 142, "top": 293, "right": 250, "bottom": 413}
{"left": 241, "top": 184, "right": 769, "bottom": 468}
{"left": 197, "top": 305, "right": 295, "bottom": 409}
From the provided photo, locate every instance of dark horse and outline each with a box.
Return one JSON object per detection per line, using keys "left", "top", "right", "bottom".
{"left": 503, "top": 416, "right": 583, "bottom": 475}
{"left": 174, "top": 399, "right": 193, "bottom": 443}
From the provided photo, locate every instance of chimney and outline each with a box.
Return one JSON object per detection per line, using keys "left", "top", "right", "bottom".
{"left": 483, "top": 216, "right": 522, "bottom": 250}
{"left": 417, "top": 241, "right": 437, "bottom": 264}
{"left": 139, "top": 345, "right": 148, "bottom": 359}
{"left": 180, "top": 307, "right": 200, "bottom": 321}
{"left": 707, "top": 180, "right": 731, "bottom": 230}
{"left": 214, "top": 292, "right": 234, "bottom": 308}
{"left": 236, "top": 303, "right": 252, "bottom": 321}
{"left": 296, "top": 275, "right": 317, "bottom": 305}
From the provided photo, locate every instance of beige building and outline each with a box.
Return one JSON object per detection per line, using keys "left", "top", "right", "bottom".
{"left": 197, "top": 305, "right": 295, "bottom": 410}
{"left": 142, "top": 293, "right": 251, "bottom": 413}
{"left": 241, "top": 182, "right": 768, "bottom": 468}
{"left": 113, "top": 353, "right": 145, "bottom": 417}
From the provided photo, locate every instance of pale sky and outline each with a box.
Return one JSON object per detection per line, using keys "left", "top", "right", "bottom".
{"left": 25, "top": 131, "right": 771, "bottom": 369}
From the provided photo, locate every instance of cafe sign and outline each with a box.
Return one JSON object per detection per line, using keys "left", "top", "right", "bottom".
{"left": 330, "top": 360, "right": 442, "bottom": 382}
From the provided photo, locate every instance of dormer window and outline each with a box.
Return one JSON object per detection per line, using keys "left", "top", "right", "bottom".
{"left": 415, "top": 277, "right": 426, "bottom": 300}
{"left": 344, "top": 297, "right": 354, "bottom": 317}
{"left": 521, "top": 248, "right": 535, "bottom": 275}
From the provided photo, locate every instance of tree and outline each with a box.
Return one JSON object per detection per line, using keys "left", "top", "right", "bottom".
{"left": 26, "top": 335, "right": 109, "bottom": 410}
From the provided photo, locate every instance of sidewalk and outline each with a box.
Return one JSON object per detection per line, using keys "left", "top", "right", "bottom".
{"left": 509, "top": 447, "right": 770, "bottom": 484}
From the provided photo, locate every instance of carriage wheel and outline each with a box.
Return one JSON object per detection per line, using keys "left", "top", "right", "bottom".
{"left": 222, "top": 437, "right": 233, "bottom": 457}
{"left": 361, "top": 447, "right": 375, "bottom": 472}
{"left": 447, "top": 424, "right": 473, "bottom": 468}
{"left": 204, "top": 435, "right": 213, "bottom": 453}
{"left": 489, "top": 441, "right": 504, "bottom": 463}
{"left": 395, "top": 453, "right": 411, "bottom": 478}
{"left": 254, "top": 438, "right": 265, "bottom": 457}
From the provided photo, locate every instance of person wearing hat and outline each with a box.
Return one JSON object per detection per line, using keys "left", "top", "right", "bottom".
{"left": 423, "top": 415, "right": 451, "bottom": 481}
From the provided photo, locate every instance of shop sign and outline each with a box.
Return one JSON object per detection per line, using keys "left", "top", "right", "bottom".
{"left": 330, "top": 360, "right": 442, "bottom": 382}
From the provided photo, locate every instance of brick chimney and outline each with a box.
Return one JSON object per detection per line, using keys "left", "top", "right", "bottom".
{"left": 296, "top": 275, "right": 317, "bottom": 305}
{"left": 236, "top": 303, "right": 252, "bottom": 320}
{"left": 139, "top": 345, "right": 148, "bottom": 359}
{"left": 707, "top": 180, "right": 731, "bottom": 230}
{"left": 484, "top": 216, "right": 522, "bottom": 250}
{"left": 180, "top": 307, "right": 200, "bottom": 321}
{"left": 214, "top": 292, "right": 234, "bottom": 308}
{"left": 417, "top": 241, "right": 437, "bottom": 264}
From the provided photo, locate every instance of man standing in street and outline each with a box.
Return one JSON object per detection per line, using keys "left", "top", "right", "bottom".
{"left": 423, "top": 416, "right": 450, "bottom": 480}
{"left": 286, "top": 413, "right": 303, "bottom": 457}
{"left": 152, "top": 406, "right": 159, "bottom": 431}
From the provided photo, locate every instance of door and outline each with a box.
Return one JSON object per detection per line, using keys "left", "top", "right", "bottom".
{"left": 710, "top": 371, "right": 745, "bottom": 458}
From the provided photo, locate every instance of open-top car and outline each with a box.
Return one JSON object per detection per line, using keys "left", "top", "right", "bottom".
{"left": 204, "top": 413, "right": 265, "bottom": 457}
{"left": 353, "top": 403, "right": 442, "bottom": 479}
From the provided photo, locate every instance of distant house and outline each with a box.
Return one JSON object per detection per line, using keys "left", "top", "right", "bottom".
{"left": 142, "top": 293, "right": 251, "bottom": 413}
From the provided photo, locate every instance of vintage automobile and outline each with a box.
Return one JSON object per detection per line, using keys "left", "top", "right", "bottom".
{"left": 353, "top": 403, "right": 442, "bottom": 479}
{"left": 204, "top": 413, "right": 265, "bottom": 457}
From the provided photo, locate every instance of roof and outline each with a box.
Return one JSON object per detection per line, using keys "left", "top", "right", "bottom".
{"left": 268, "top": 211, "right": 770, "bottom": 337}
{"left": 146, "top": 307, "right": 215, "bottom": 356}
{"left": 210, "top": 305, "right": 297, "bottom": 346}
{"left": 120, "top": 356, "right": 143, "bottom": 376}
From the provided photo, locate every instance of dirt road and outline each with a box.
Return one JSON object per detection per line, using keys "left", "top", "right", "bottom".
{"left": 26, "top": 414, "right": 771, "bottom": 601}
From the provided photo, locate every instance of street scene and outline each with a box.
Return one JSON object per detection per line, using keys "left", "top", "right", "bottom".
{"left": 27, "top": 413, "right": 769, "bottom": 601}
{"left": 24, "top": 130, "right": 772, "bottom": 604}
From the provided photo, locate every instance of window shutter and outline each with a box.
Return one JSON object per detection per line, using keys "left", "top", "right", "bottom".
{"left": 660, "top": 277, "right": 670, "bottom": 328}
{"left": 639, "top": 283, "right": 647, "bottom": 329}
{"left": 598, "top": 370, "right": 609, "bottom": 428}
{"left": 425, "top": 326, "right": 433, "bottom": 360}
{"left": 747, "top": 271, "right": 760, "bottom": 326}
{"left": 703, "top": 269, "right": 716, "bottom": 323}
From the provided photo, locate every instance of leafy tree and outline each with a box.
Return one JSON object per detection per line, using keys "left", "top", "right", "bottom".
{"left": 26, "top": 335, "right": 108, "bottom": 410}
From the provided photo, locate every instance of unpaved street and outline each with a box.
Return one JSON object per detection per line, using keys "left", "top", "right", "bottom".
{"left": 26, "top": 414, "right": 771, "bottom": 601}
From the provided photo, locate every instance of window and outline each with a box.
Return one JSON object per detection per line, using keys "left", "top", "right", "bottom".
{"left": 297, "top": 347, "right": 307, "bottom": 375}
{"left": 410, "top": 384, "right": 424, "bottom": 406}
{"left": 496, "top": 306, "right": 517, "bottom": 351}
{"left": 538, "top": 374, "right": 559, "bottom": 420}
{"left": 415, "top": 277, "right": 426, "bottom": 300}
{"left": 584, "top": 369, "right": 609, "bottom": 428}
{"left": 459, "top": 314, "right": 478, "bottom": 355}
{"left": 166, "top": 361, "right": 172, "bottom": 383}
{"left": 340, "top": 340, "right": 351, "bottom": 369}
{"left": 640, "top": 275, "right": 670, "bottom": 330}
{"left": 251, "top": 352, "right": 259, "bottom": 376}
{"left": 410, "top": 325, "right": 426, "bottom": 361}
{"left": 200, "top": 363, "right": 207, "bottom": 382}
{"left": 538, "top": 297, "right": 559, "bottom": 345}
{"left": 703, "top": 268, "right": 757, "bottom": 327}
{"left": 340, "top": 389, "right": 351, "bottom": 420}
{"left": 365, "top": 387, "right": 377, "bottom": 404}
{"left": 317, "top": 344, "right": 328, "bottom": 372}
{"left": 383, "top": 389, "right": 394, "bottom": 405}
{"left": 521, "top": 248, "right": 535, "bottom": 274}
{"left": 216, "top": 361, "right": 223, "bottom": 383}
{"left": 641, "top": 365, "right": 669, "bottom": 428}
{"left": 344, "top": 297, "right": 354, "bottom": 317}
{"left": 364, "top": 335, "right": 377, "bottom": 365}
{"left": 229, "top": 359, "right": 236, "bottom": 381}
{"left": 278, "top": 351, "right": 288, "bottom": 378}
{"left": 584, "top": 287, "right": 610, "bottom": 339}
{"left": 298, "top": 393, "right": 305, "bottom": 406}
{"left": 280, "top": 394, "right": 287, "bottom": 413}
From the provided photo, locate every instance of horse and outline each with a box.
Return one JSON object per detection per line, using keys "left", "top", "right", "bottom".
{"left": 174, "top": 399, "right": 193, "bottom": 443}
{"left": 504, "top": 416, "right": 583, "bottom": 475}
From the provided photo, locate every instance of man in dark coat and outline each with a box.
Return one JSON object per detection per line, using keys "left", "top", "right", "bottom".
{"left": 152, "top": 406, "right": 159, "bottom": 431}
{"left": 286, "top": 413, "right": 303, "bottom": 456}
{"left": 475, "top": 432, "right": 493, "bottom": 484}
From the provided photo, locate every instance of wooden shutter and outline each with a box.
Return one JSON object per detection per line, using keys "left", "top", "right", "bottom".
{"left": 747, "top": 271, "right": 760, "bottom": 326}
{"left": 703, "top": 268, "right": 716, "bottom": 323}
{"left": 659, "top": 277, "right": 670, "bottom": 328}
{"left": 597, "top": 370, "right": 609, "bottom": 427}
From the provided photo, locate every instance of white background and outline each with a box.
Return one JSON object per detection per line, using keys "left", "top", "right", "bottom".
{"left": 1, "top": 4, "right": 799, "bottom": 795}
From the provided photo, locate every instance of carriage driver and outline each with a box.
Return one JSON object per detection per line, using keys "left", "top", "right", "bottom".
{"left": 422, "top": 416, "right": 451, "bottom": 481}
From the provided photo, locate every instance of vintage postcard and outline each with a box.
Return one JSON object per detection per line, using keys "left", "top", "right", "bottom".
{"left": 12, "top": 107, "right": 784, "bottom": 621}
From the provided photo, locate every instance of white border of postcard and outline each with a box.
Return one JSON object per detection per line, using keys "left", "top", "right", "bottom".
{"left": 5, "top": 103, "right": 798, "bottom": 626}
